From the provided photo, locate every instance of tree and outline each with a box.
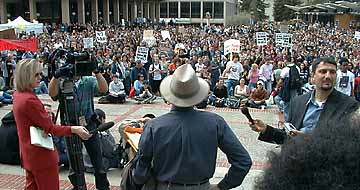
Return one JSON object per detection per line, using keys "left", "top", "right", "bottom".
{"left": 240, "top": 0, "right": 268, "bottom": 21}
{"left": 273, "top": 0, "right": 301, "bottom": 22}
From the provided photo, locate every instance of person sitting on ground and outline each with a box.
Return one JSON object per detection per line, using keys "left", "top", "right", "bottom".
{"left": 133, "top": 73, "right": 145, "bottom": 96}
{"left": 209, "top": 78, "right": 228, "bottom": 107}
{"left": 248, "top": 80, "right": 268, "bottom": 109}
{"left": 234, "top": 78, "right": 250, "bottom": 102}
{"left": 254, "top": 111, "right": 360, "bottom": 190}
{"left": 106, "top": 74, "right": 126, "bottom": 103}
{"left": 134, "top": 81, "right": 156, "bottom": 103}
{"left": 0, "top": 90, "right": 13, "bottom": 105}
{"left": 33, "top": 80, "right": 48, "bottom": 95}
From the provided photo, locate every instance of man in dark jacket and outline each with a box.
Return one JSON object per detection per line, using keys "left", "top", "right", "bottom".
{"left": 249, "top": 57, "right": 359, "bottom": 144}
{"left": 133, "top": 64, "right": 252, "bottom": 190}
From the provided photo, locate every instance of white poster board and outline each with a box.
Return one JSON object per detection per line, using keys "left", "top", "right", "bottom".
{"left": 83, "top": 38, "right": 94, "bottom": 49}
{"left": 224, "top": 39, "right": 241, "bottom": 55}
{"left": 161, "top": 30, "right": 171, "bottom": 40}
{"left": 355, "top": 31, "right": 360, "bottom": 40}
{"left": 275, "top": 33, "right": 292, "bottom": 47}
{"left": 96, "top": 31, "right": 107, "bottom": 43}
{"left": 143, "top": 30, "right": 154, "bottom": 39}
{"left": 135, "top": 47, "right": 149, "bottom": 62}
{"left": 256, "top": 32, "right": 269, "bottom": 46}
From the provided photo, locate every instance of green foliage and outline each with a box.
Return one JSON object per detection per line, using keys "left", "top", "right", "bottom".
{"left": 226, "top": 12, "right": 252, "bottom": 26}
{"left": 273, "top": 0, "right": 301, "bottom": 22}
{"left": 240, "top": 0, "right": 268, "bottom": 21}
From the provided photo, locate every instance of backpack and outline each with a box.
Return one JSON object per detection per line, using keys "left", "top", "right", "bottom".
{"left": 0, "top": 111, "right": 20, "bottom": 165}
{"left": 226, "top": 97, "right": 241, "bottom": 109}
{"left": 289, "top": 65, "right": 302, "bottom": 90}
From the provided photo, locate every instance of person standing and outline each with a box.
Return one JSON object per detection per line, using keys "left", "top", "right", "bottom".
{"left": 48, "top": 60, "right": 110, "bottom": 190}
{"left": 222, "top": 54, "right": 243, "bottom": 96}
{"left": 133, "top": 64, "right": 252, "bottom": 190}
{"left": 335, "top": 58, "right": 355, "bottom": 96}
{"left": 259, "top": 57, "right": 274, "bottom": 93}
{"left": 13, "top": 59, "right": 91, "bottom": 190}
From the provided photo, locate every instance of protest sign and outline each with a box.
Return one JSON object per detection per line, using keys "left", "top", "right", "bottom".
{"left": 83, "top": 38, "right": 94, "bottom": 49}
{"left": 96, "top": 31, "right": 107, "bottom": 43}
{"left": 355, "top": 31, "right": 360, "bottom": 40}
{"left": 276, "top": 33, "right": 292, "bottom": 47}
{"left": 135, "top": 47, "right": 149, "bottom": 62}
{"left": 224, "top": 39, "right": 241, "bottom": 55}
{"left": 256, "top": 32, "right": 269, "bottom": 46}
{"left": 161, "top": 30, "right": 171, "bottom": 40}
{"left": 143, "top": 30, "right": 154, "bottom": 39}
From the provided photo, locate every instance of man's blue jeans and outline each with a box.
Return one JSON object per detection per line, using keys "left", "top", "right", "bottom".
{"left": 0, "top": 92, "right": 12, "bottom": 104}
{"left": 225, "top": 79, "right": 238, "bottom": 97}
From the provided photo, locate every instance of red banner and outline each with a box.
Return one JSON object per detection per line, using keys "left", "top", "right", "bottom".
{"left": 0, "top": 38, "right": 38, "bottom": 52}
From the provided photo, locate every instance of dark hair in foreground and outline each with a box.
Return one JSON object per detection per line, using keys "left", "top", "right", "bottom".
{"left": 311, "top": 57, "right": 337, "bottom": 73}
{"left": 255, "top": 111, "right": 360, "bottom": 190}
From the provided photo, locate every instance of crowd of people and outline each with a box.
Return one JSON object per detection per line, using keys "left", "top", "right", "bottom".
{"left": 1, "top": 20, "right": 360, "bottom": 189}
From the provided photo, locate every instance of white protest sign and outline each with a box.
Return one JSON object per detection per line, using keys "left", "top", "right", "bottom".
{"left": 355, "top": 31, "right": 360, "bottom": 40}
{"left": 256, "top": 32, "right": 269, "bottom": 46}
{"left": 161, "top": 30, "right": 171, "bottom": 40}
{"left": 224, "top": 39, "right": 241, "bottom": 55}
{"left": 143, "top": 30, "right": 154, "bottom": 39}
{"left": 83, "top": 38, "right": 94, "bottom": 48}
{"left": 275, "top": 33, "right": 292, "bottom": 47}
{"left": 96, "top": 31, "right": 107, "bottom": 43}
{"left": 135, "top": 47, "right": 149, "bottom": 63}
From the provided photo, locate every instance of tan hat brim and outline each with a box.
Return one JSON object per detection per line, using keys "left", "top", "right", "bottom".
{"left": 160, "top": 75, "right": 210, "bottom": 107}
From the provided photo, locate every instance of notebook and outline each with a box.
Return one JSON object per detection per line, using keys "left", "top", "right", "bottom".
{"left": 30, "top": 126, "right": 54, "bottom": 151}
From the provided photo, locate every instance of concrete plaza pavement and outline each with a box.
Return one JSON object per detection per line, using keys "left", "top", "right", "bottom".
{"left": 0, "top": 95, "right": 282, "bottom": 190}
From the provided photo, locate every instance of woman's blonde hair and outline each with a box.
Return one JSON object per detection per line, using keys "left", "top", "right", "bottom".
{"left": 14, "top": 59, "right": 43, "bottom": 92}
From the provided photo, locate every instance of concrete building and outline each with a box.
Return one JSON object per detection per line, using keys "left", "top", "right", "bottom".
{"left": 0, "top": 0, "right": 237, "bottom": 25}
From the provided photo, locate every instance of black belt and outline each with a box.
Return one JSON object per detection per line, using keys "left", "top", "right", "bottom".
{"left": 162, "top": 179, "right": 209, "bottom": 187}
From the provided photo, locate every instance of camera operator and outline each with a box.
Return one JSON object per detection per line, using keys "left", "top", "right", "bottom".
{"left": 48, "top": 59, "right": 110, "bottom": 190}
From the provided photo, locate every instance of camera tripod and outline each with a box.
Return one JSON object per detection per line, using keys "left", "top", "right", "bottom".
{"left": 59, "top": 78, "right": 87, "bottom": 190}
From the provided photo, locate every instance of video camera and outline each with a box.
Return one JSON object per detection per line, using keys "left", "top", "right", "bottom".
{"left": 50, "top": 49, "right": 97, "bottom": 78}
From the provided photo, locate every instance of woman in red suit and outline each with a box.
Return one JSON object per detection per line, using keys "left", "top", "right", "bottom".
{"left": 13, "top": 59, "right": 92, "bottom": 190}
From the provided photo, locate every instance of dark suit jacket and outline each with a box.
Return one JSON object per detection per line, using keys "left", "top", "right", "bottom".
{"left": 258, "top": 89, "right": 359, "bottom": 144}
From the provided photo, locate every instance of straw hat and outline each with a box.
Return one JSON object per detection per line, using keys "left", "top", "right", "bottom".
{"left": 160, "top": 64, "right": 210, "bottom": 107}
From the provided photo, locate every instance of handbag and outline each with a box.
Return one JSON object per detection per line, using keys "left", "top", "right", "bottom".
{"left": 129, "top": 87, "right": 136, "bottom": 98}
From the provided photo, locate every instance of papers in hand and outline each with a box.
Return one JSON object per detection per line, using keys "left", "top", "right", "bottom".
{"left": 30, "top": 126, "right": 54, "bottom": 151}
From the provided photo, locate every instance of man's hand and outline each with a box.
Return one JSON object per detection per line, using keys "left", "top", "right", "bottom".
{"left": 290, "top": 130, "right": 305, "bottom": 137}
{"left": 209, "top": 184, "right": 221, "bottom": 190}
{"left": 249, "top": 119, "right": 267, "bottom": 133}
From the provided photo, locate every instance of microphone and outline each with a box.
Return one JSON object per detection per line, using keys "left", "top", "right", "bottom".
{"left": 89, "top": 121, "right": 115, "bottom": 134}
{"left": 241, "top": 107, "right": 255, "bottom": 125}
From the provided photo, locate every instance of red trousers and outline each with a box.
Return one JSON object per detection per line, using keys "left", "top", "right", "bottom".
{"left": 25, "top": 165, "right": 59, "bottom": 190}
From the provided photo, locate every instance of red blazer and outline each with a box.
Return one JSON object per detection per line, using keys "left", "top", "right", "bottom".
{"left": 13, "top": 91, "right": 72, "bottom": 171}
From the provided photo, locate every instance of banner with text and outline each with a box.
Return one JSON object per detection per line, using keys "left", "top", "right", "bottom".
{"left": 275, "top": 33, "right": 292, "bottom": 47}
{"left": 83, "top": 38, "right": 94, "bottom": 49}
{"left": 135, "top": 47, "right": 149, "bottom": 63}
{"left": 256, "top": 32, "right": 269, "bottom": 46}
{"left": 96, "top": 31, "right": 107, "bottom": 43}
{"left": 224, "top": 39, "right": 241, "bottom": 55}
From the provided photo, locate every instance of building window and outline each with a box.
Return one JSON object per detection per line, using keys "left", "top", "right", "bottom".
{"left": 169, "top": 2, "right": 178, "bottom": 18}
{"left": 181, "top": 2, "right": 190, "bottom": 18}
{"left": 160, "top": 2, "right": 168, "bottom": 18}
{"left": 203, "top": 2, "right": 213, "bottom": 18}
{"left": 191, "top": 2, "right": 201, "bottom": 18}
{"left": 214, "top": 2, "right": 224, "bottom": 19}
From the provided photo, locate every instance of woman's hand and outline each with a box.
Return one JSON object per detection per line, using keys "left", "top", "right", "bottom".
{"left": 71, "top": 126, "right": 92, "bottom": 140}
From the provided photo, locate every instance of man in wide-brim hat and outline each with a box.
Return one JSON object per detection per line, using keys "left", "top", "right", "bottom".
{"left": 132, "top": 64, "right": 252, "bottom": 190}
